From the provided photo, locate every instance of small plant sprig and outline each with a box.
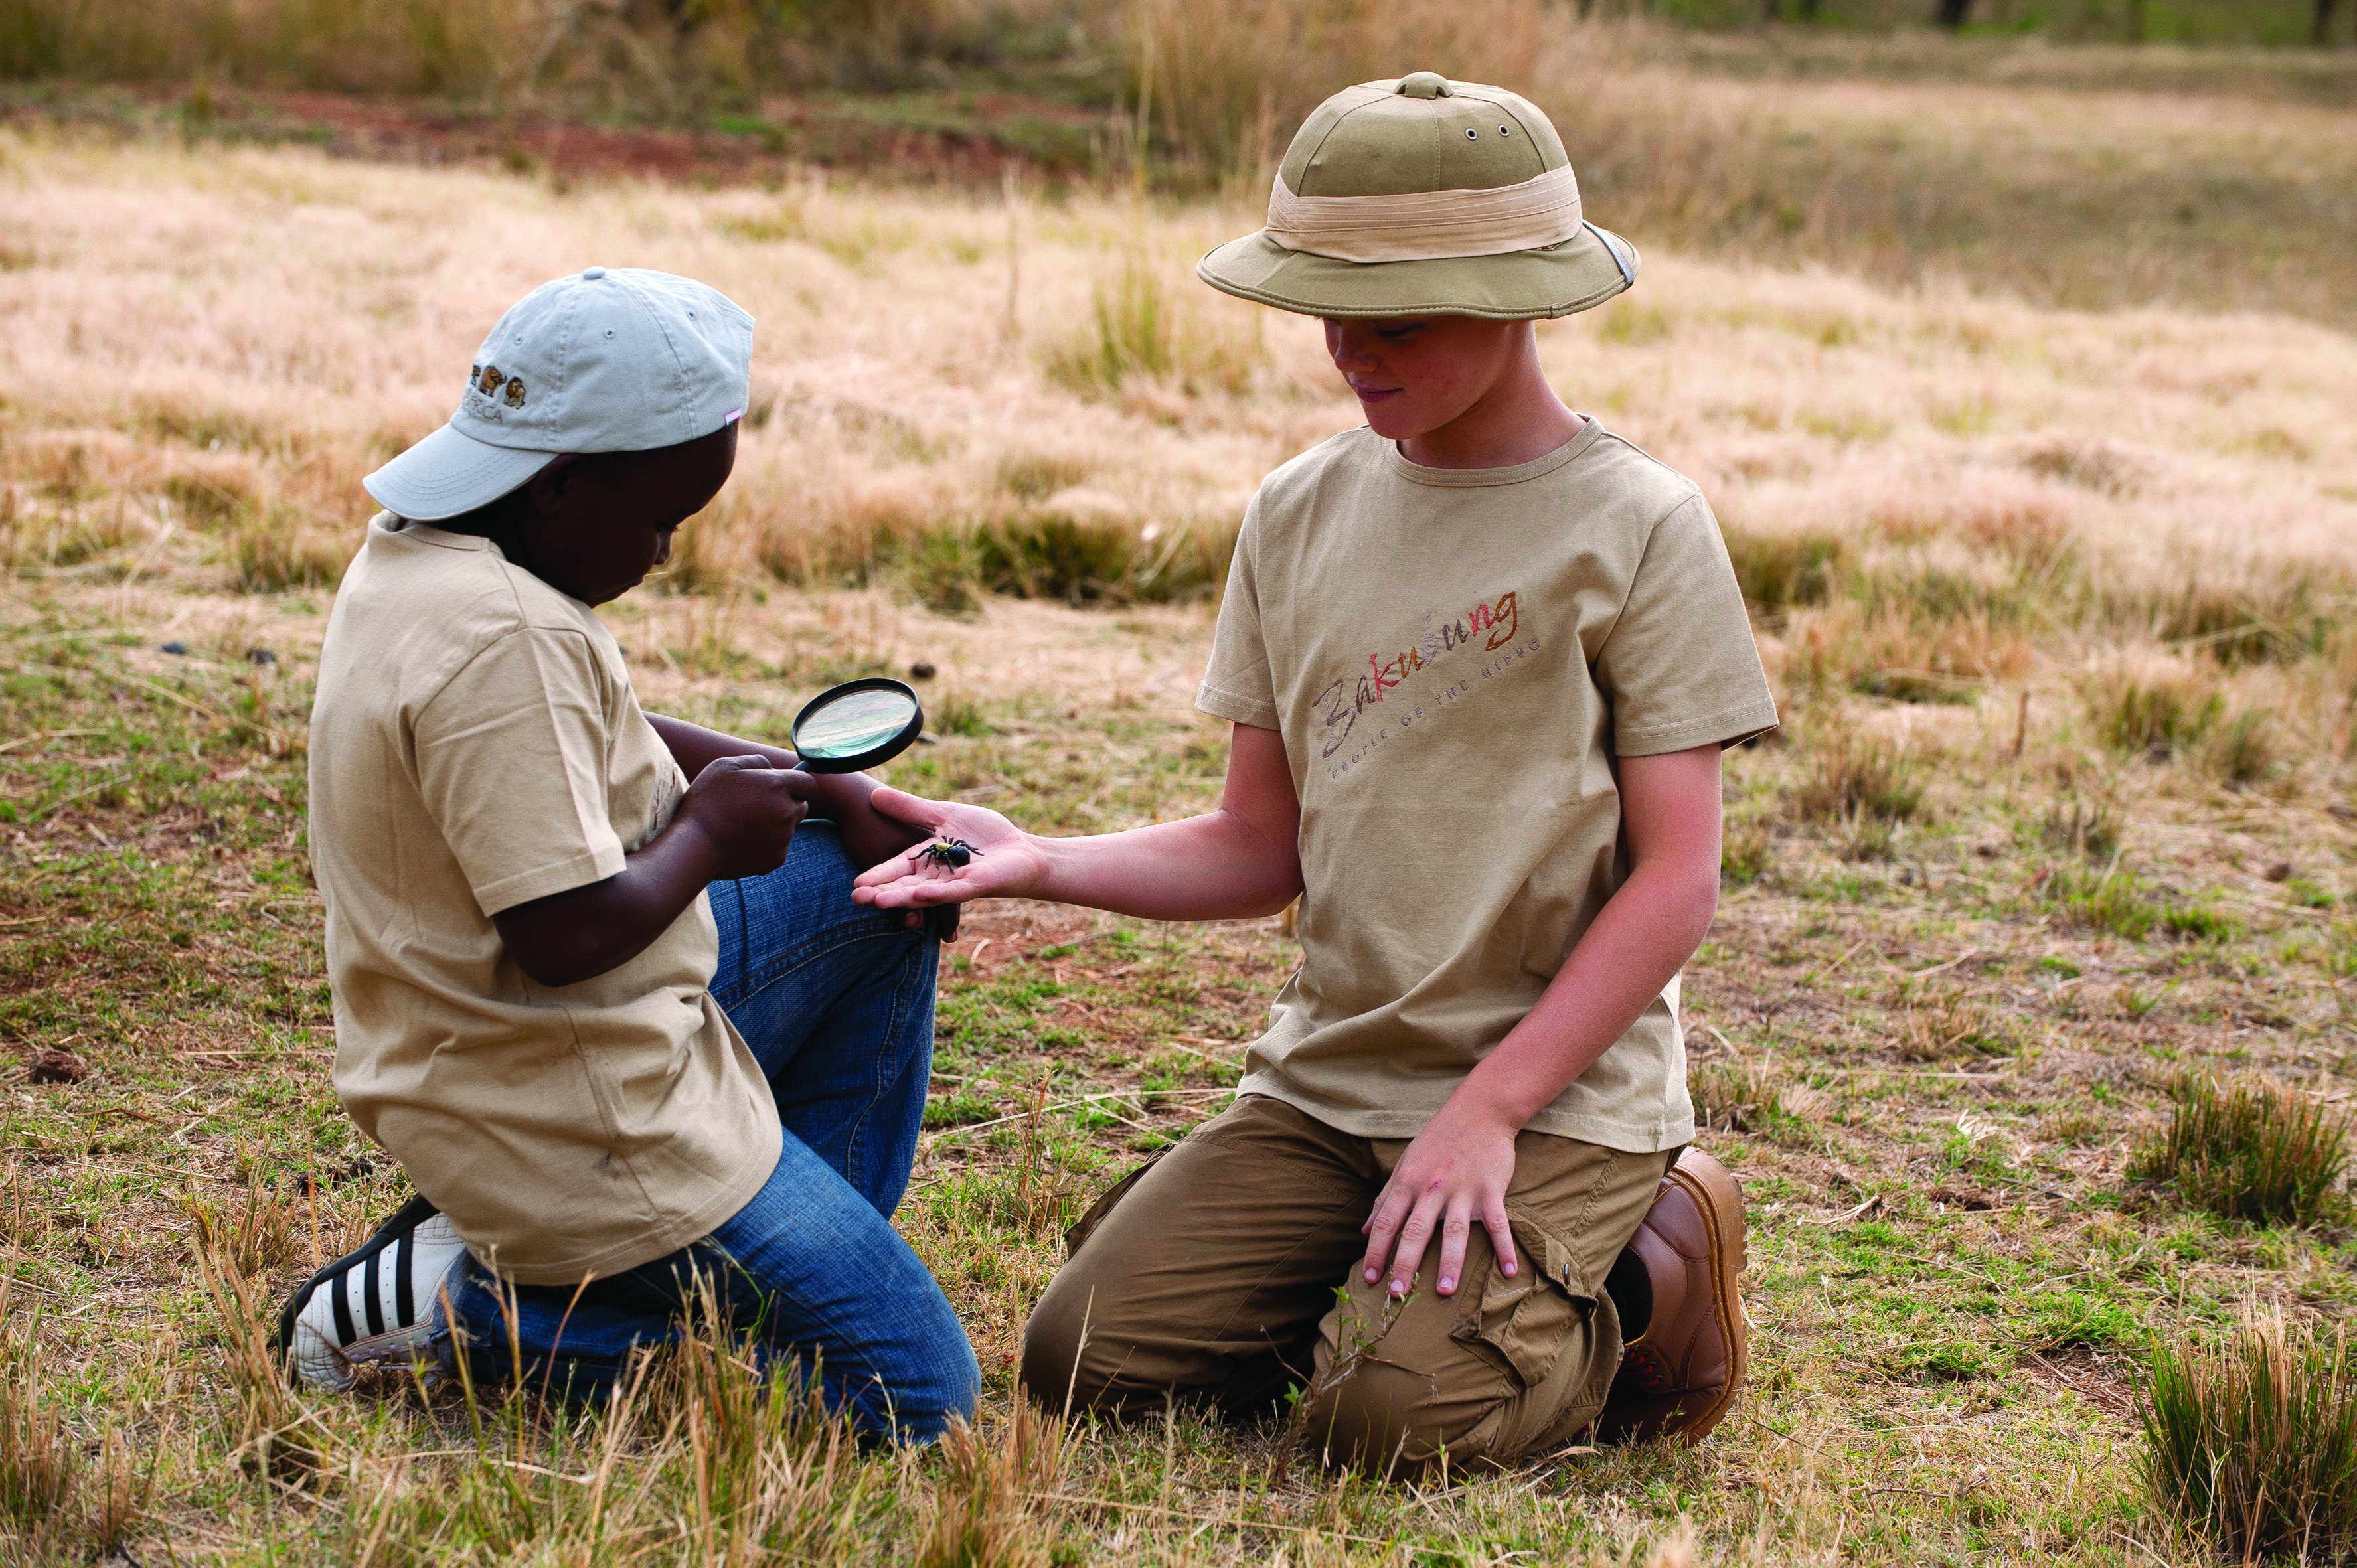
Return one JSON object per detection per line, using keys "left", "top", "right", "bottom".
{"left": 2130, "top": 1073, "right": 2350, "bottom": 1227}
{"left": 1269, "top": 1282, "right": 1417, "bottom": 1488}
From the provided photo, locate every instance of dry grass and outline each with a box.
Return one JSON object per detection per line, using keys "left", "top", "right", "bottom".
{"left": 11, "top": 3, "right": 2357, "bottom": 326}
{"left": 2, "top": 127, "right": 2351, "bottom": 669}
{"left": 0, "top": 70, "right": 2352, "bottom": 1566}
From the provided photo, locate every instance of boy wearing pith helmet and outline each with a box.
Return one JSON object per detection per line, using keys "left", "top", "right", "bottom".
{"left": 854, "top": 74, "right": 1773, "bottom": 1470}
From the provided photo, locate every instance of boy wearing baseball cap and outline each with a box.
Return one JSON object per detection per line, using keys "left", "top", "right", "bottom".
{"left": 853, "top": 75, "right": 1773, "bottom": 1470}
{"left": 285, "top": 267, "right": 978, "bottom": 1442}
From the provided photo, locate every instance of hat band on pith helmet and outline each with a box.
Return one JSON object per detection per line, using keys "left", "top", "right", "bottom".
{"left": 1264, "top": 164, "right": 1585, "bottom": 264}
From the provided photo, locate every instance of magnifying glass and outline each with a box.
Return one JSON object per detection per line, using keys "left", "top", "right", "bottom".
{"left": 789, "top": 678, "right": 925, "bottom": 774}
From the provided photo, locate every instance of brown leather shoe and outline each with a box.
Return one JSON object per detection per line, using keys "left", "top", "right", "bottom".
{"left": 1596, "top": 1147, "right": 1749, "bottom": 1446}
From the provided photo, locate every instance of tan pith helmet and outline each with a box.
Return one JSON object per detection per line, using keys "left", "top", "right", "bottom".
{"left": 1197, "top": 72, "right": 1639, "bottom": 321}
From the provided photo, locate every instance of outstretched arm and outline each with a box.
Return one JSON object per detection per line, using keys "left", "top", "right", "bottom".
{"left": 852, "top": 722, "right": 1302, "bottom": 922}
{"left": 1358, "top": 743, "right": 1726, "bottom": 1300}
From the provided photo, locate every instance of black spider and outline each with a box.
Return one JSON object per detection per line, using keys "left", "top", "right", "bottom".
{"left": 918, "top": 838, "right": 981, "bottom": 870}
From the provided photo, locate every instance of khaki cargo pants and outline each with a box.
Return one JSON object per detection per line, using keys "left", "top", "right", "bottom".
{"left": 1020, "top": 1095, "right": 1673, "bottom": 1474}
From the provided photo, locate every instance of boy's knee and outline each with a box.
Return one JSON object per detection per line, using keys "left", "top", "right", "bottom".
{"left": 1298, "top": 1356, "right": 1469, "bottom": 1476}
{"left": 904, "top": 1285, "right": 984, "bottom": 1419}
{"left": 896, "top": 1335, "right": 983, "bottom": 1443}
{"left": 1019, "top": 1264, "right": 1163, "bottom": 1415}
{"left": 1018, "top": 1286, "right": 1097, "bottom": 1413}
{"left": 839, "top": 1313, "right": 979, "bottom": 1447}
{"left": 788, "top": 817, "right": 855, "bottom": 885}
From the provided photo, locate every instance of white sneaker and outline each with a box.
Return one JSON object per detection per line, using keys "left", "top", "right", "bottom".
{"left": 276, "top": 1196, "right": 468, "bottom": 1390}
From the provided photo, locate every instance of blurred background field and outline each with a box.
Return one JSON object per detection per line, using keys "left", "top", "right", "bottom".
{"left": 2, "top": 0, "right": 2356, "bottom": 1563}
{"left": 3, "top": 0, "right": 2356, "bottom": 321}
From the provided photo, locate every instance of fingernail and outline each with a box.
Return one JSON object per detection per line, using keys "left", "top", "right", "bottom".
{"left": 1501, "top": 1261, "right": 1516, "bottom": 1276}
{"left": 1364, "top": 1267, "right": 1377, "bottom": 1282}
{"left": 1438, "top": 1276, "right": 1453, "bottom": 1293}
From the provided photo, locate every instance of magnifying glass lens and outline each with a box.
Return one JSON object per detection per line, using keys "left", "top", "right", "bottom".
{"left": 796, "top": 688, "right": 919, "bottom": 759}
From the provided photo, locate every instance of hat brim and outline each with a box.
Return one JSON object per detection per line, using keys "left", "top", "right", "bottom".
{"left": 1196, "top": 222, "right": 1640, "bottom": 321}
{"left": 361, "top": 422, "right": 560, "bottom": 523}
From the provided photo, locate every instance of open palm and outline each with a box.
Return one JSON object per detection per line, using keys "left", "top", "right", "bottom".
{"left": 850, "top": 787, "right": 1046, "bottom": 909}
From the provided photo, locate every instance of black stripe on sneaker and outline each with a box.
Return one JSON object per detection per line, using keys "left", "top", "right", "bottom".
{"left": 275, "top": 1194, "right": 441, "bottom": 1367}
{"left": 361, "top": 1245, "right": 386, "bottom": 1338}
{"left": 393, "top": 1228, "right": 415, "bottom": 1328}
{"left": 331, "top": 1269, "right": 357, "bottom": 1347}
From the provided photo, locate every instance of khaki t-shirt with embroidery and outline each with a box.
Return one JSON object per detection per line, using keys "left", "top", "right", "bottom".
{"left": 1196, "top": 422, "right": 1777, "bottom": 1152}
{"left": 309, "top": 514, "right": 781, "bottom": 1287}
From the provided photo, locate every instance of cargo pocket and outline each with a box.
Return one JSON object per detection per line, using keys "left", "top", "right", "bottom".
{"left": 1452, "top": 1207, "right": 1589, "bottom": 1391}
{"left": 1063, "top": 1153, "right": 1166, "bottom": 1259}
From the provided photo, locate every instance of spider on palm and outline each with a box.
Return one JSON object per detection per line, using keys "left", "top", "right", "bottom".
{"left": 917, "top": 838, "right": 982, "bottom": 870}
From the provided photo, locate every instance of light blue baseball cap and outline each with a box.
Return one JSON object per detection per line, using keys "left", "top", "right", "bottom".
{"left": 364, "top": 267, "right": 755, "bottom": 522}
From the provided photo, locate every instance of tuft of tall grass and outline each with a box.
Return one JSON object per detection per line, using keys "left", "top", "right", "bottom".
{"left": 2203, "top": 706, "right": 2278, "bottom": 787}
{"left": 1690, "top": 1054, "right": 1780, "bottom": 1133}
{"left": 916, "top": 1402, "right": 1067, "bottom": 1568}
{"left": 194, "top": 1168, "right": 308, "bottom": 1281}
{"left": 1724, "top": 523, "right": 1845, "bottom": 619}
{"left": 2041, "top": 793, "right": 2121, "bottom": 859}
{"left": 0, "top": 1319, "right": 76, "bottom": 1530}
{"left": 2149, "top": 575, "right": 2342, "bottom": 668}
{"left": 661, "top": 1278, "right": 869, "bottom": 1561}
{"left": 2042, "top": 860, "right": 2156, "bottom": 940}
{"left": 899, "top": 527, "right": 990, "bottom": 616}
{"left": 189, "top": 1199, "right": 330, "bottom": 1481}
{"left": 1041, "top": 259, "right": 1261, "bottom": 400}
{"left": 979, "top": 514, "right": 1226, "bottom": 605}
{"left": 2131, "top": 1074, "right": 2350, "bottom": 1227}
{"left": 2158, "top": 902, "right": 2239, "bottom": 944}
{"left": 84, "top": 1426, "right": 144, "bottom": 1559}
{"left": 1793, "top": 732, "right": 1923, "bottom": 825}
{"left": 1046, "top": 262, "right": 1171, "bottom": 396}
{"left": 223, "top": 504, "right": 349, "bottom": 593}
{"left": 1893, "top": 993, "right": 2015, "bottom": 1064}
{"left": 1720, "top": 814, "right": 1773, "bottom": 883}
{"left": 2139, "top": 1311, "right": 2357, "bottom": 1566}
{"left": 2090, "top": 660, "right": 2223, "bottom": 761}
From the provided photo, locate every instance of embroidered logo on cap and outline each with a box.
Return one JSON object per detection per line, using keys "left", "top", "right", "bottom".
{"left": 503, "top": 377, "right": 527, "bottom": 408}
{"left": 477, "top": 364, "right": 505, "bottom": 397}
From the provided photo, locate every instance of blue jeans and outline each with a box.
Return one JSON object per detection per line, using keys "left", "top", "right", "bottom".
{"left": 435, "top": 824, "right": 977, "bottom": 1444}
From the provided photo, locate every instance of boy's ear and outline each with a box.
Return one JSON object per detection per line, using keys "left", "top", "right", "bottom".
{"left": 522, "top": 455, "right": 583, "bottom": 518}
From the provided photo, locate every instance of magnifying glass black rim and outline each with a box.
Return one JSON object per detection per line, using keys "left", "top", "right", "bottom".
{"left": 789, "top": 676, "right": 926, "bottom": 775}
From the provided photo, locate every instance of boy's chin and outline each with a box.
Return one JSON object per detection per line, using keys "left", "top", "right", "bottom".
{"left": 1359, "top": 405, "right": 1439, "bottom": 443}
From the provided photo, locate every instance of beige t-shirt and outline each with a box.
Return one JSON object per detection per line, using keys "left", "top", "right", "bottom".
{"left": 1197, "top": 422, "right": 1777, "bottom": 1152}
{"left": 309, "top": 514, "right": 781, "bottom": 1286}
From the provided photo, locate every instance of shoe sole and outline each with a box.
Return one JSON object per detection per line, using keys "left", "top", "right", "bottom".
{"left": 1661, "top": 1148, "right": 1748, "bottom": 1445}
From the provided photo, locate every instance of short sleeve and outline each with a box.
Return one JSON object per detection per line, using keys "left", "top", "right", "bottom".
{"left": 1595, "top": 494, "right": 1780, "bottom": 757}
{"left": 415, "top": 627, "right": 627, "bottom": 916}
{"left": 1195, "top": 499, "right": 1281, "bottom": 730}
